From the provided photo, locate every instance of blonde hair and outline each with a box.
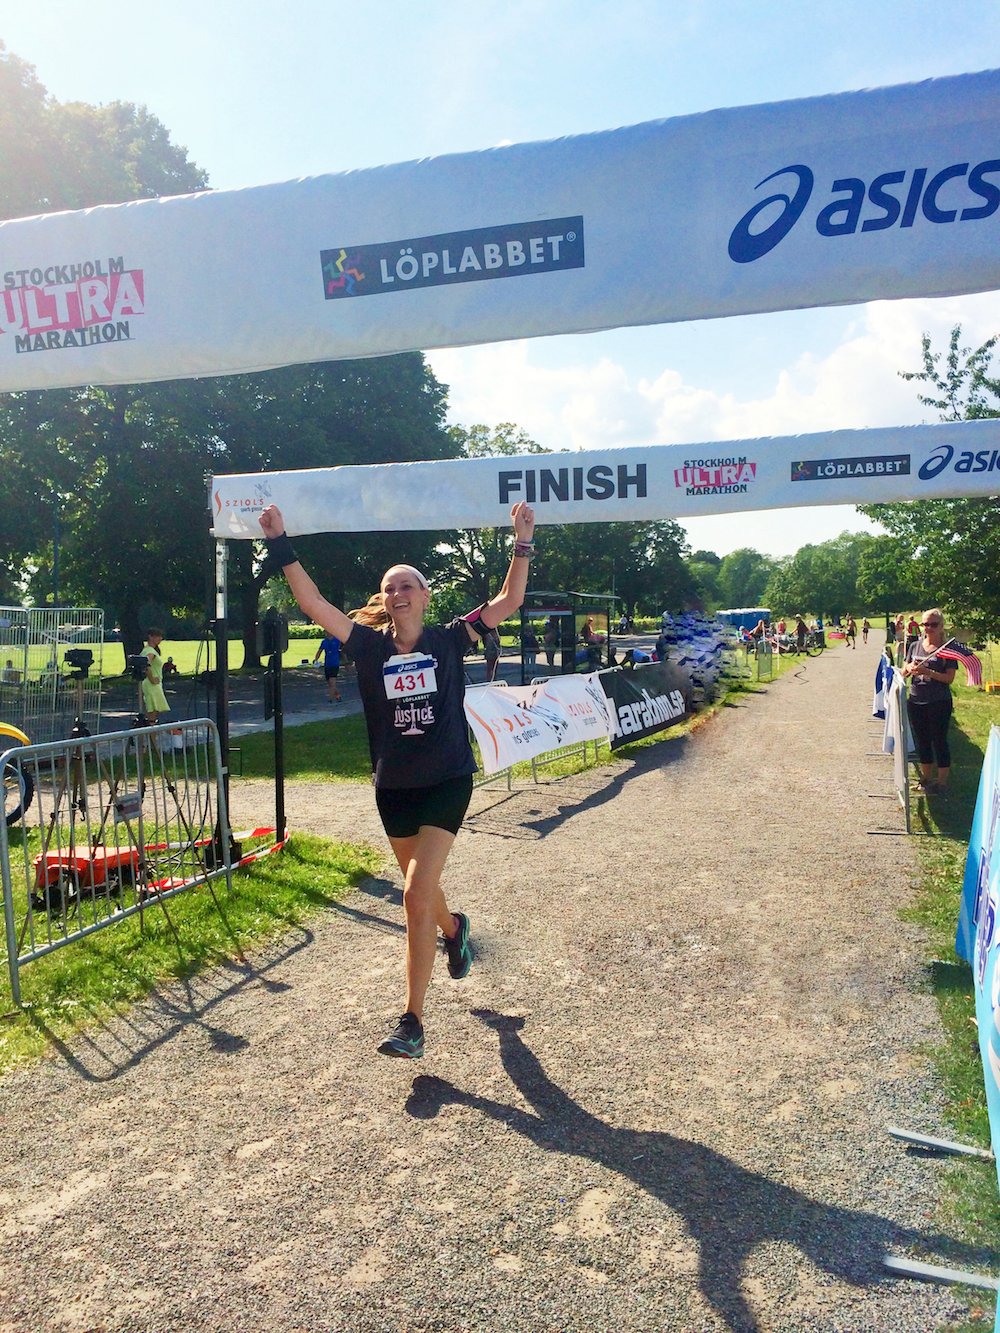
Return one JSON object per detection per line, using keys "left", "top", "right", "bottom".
{"left": 349, "top": 565, "right": 430, "bottom": 630}
{"left": 923, "top": 607, "right": 945, "bottom": 626}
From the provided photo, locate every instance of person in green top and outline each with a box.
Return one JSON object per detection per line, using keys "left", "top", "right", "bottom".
{"left": 140, "top": 628, "right": 169, "bottom": 723}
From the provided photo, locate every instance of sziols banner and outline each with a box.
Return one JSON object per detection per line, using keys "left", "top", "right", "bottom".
{"left": 953, "top": 726, "right": 1000, "bottom": 1331}
{"left": 463, "top": 673, "right": 614, "bottom": 775}
{"left": 1, "top": 69, "right": 1000, "bottom": 391}
{"left": 212, "top": 419, "right": 1000, "bottom": 537}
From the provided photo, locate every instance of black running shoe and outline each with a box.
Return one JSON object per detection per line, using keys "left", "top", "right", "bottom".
{"left": 444, "top": 912, "right": 472, "bottom": 980}
{"left": 377, "top": 1011, "right": 424, "bottom": 1059}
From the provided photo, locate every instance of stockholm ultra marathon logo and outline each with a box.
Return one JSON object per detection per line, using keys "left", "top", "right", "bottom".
{"left": 728, "top": 155, "right": 1000, "bottom": 263}
{"left": 673, "top": 457, "right": 756, "bottom": 497}
{"left": 0, "top": 257, "right": 143, "bottom": 355}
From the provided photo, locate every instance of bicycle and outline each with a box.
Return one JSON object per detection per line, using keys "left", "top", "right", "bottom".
{"left": 0, "top": 722, "right": 33, "bottom": 826}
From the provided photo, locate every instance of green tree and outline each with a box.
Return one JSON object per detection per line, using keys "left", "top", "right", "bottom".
{"left": 685, "top": 555, "right": 721, "bottom": 609}
{"left": 763, "top": 532, "right": 869, "bottom": 619}
{"left": 0, "top": 42, "right": 206, "bottom": 220}
{"left": 445, "top": 422, "right": 549, "bottom": 459}
{"left": 7, "top": 354, "right": 459, "bottom": 659}
{"left": 533, "top": 520, "right": 699, "bottom": 615}
{"left": 855, "top": 535, "right": 919, "bottom": 615}
{"left": 0, "top": 39, "right": 208, "bottom": 627}
{"left": 438, "top": 423, "right": 549, "bottom": 604}
{"left": 859, "top": 325, "right": 1000, "bottom": 637}
{"left": 716, "top": 547, "right": 776, "bottom": 609}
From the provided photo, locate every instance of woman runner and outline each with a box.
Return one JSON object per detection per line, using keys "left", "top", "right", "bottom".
{"left": 259, "top": 500, "right": 536, "bottom": 1059}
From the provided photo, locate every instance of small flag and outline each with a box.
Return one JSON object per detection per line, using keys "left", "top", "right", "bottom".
{"left": 937, "top": 638, "right": 983, "bottom": 687}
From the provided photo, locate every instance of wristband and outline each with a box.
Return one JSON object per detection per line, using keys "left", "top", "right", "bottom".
{"left": 263, "top": 533, "right": 299, "bottom": 568}
{"left": 513, "top": 541, "right": 535, "bottom": 559}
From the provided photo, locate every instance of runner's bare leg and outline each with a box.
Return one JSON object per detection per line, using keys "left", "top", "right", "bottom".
{"left": 388, "top": 826, "right": 458, "bottom": 1020}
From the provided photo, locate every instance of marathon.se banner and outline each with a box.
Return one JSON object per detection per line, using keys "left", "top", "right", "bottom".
{"left": 3, "top": 69, "right": 1000, "bottom": 391}
{"left": 954, "top": 726, "right": 1000, "bottom": 1324}
{"left": 212, "top": 419, "right": 1000, "bottom": 537}
{"left": 600, "top": 661, "right": 693, "bottom": 750}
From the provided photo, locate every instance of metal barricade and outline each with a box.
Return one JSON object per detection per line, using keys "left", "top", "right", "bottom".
{"left": 0, "top": 606, "right": 104, "bottom": 744}
{"left": 0, "top": 718, "right": 232, "bottom": 1004}
{"left": 755, "top": 639, "right": 773, "bottom": 681}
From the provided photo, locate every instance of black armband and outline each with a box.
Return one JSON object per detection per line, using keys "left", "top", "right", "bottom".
{"left": 461, "top": 604, "right": 491, "bottom": 639}
{"left": 263, "top": 533, "right": 299, "bottom": 569}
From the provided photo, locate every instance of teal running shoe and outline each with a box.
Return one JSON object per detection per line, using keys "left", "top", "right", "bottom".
{"left": 377, "top": 1011, "right": 424, "bottom": 1059}
{"left": 444, "top": 912, "right": 472, "bottom": 980}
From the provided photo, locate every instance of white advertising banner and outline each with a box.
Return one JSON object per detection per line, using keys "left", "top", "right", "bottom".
{"left": 212, "top": 419, "right": 1000, "bottom": 537}
{"left": 463, "top": 674, "right": 612, "bottom": 775}
{"left": 2, "top": 70, "right": 1000, "bottom": 392}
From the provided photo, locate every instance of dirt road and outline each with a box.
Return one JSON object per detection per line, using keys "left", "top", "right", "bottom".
{"left": 0, "top": 641, "right": 982, "bottom": 1331}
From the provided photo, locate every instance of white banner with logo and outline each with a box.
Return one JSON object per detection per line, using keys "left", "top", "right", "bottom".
{"left": 2, "top": 70, "right": 999, "bottom": 392}
{"left": 213, "top": 419, "right": 1000, "bottom": 537}
{"left": 463, "top": 674, "right": 612, "bottom": 774}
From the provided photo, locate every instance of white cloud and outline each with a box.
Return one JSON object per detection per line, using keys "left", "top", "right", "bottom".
{"left": 427, "top": 291, "right": 1000, "bottom": 556}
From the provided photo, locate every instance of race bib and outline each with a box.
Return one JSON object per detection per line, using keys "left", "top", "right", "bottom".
{"left": 383, "top": 653, "right": 437, "bottom": 701}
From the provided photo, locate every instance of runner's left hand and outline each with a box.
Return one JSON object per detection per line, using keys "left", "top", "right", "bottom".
{"left": 511, "top": 501, "right": 535, "bottom": 542}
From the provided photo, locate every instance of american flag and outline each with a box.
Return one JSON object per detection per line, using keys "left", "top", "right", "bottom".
{"left": 936, "top": 638, "right": 983, "bottom": 687}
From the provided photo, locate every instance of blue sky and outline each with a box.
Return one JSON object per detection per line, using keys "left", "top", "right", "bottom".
{"left": 6, "top": 1, "right": 1000, "bottom": 554}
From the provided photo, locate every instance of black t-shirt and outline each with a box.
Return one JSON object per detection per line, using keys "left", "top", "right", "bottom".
{"left": 906, "top": 638, "right": 954, "bottom": 705}
{"left": 346, "top": 619, "right": 477, "bottom": 789}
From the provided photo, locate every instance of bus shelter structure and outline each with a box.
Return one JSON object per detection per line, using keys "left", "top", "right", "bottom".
{"left": 519, "top": 590, "right": 618, "bottom": 684}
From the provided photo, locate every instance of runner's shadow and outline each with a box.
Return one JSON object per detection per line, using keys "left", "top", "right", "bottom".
{"left": 518, "top": 736, "right": 688, "bottom": 839}
{"left": 405, "top": 1011, "right": 988, "bottom": 1333}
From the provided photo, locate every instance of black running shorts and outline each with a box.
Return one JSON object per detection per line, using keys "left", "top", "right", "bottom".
{"left": 323, "top": 665, "right": 340, "bottom": 679}
{"left": 375, "top": 775, "right": 474, "bottom": 839}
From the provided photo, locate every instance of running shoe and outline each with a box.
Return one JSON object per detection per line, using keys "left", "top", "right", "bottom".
{"left": 444, "top": 912, "right": 472, "bottom": 980}
{"left": 377, "top": 1011, "right": 424, "bottom": 1059}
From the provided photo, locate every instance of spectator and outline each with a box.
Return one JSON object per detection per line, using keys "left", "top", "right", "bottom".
{"left": 483, "top": 628, "right": 501, "bottom": 681}
{"left": 901, "top": 607, "right": 957, "bottom": 795}
{"left": 313, "top": 632, "right": 343, "bottom": 701}
{"left": 543, "top": 618, "right": 558, "bottom": 667}
{"left": 161, "top": 656, "right": 178, "bottom": 677}
{"left": 140, "top": 628, "right": 169, "bottom": 723}
{"left": 521, "top": 626, "right": 539, "bottom": 675}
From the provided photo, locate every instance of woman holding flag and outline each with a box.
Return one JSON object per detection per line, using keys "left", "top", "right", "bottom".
{"left": 901, "top": 608, "right": 958, "bottom": 794}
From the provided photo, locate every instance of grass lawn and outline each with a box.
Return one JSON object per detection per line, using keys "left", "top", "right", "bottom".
{"left": 0, "top": 832, "right": 380, "bottom": 1075}
{"left": 99, "top": 638, "right": 331, "bottom": 678}
{"left": 895, "top": 678, "right": 1000, "bottom": 1331}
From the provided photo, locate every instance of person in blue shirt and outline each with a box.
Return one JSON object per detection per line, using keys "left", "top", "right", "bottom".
{"left": 313, "top": 634, "right": 342, "bottom": 701}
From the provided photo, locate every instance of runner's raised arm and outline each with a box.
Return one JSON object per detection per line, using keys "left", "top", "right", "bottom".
{"left": 258, "top": 504, "right": 354, "bottom": 642}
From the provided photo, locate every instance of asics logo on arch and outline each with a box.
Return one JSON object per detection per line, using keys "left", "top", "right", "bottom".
{"left": 729, "top": 157, "right": 1000, "bottom": 263}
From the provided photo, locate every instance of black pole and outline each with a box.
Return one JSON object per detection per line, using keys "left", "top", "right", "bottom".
{"left": 52, "top": 500, "right": 59, "bottom": 607}
{"left": 213, "top": 539, "right": 230, "bottom": 818}
{"left": 271, "top": 645, "right": 285, "bottom": 838}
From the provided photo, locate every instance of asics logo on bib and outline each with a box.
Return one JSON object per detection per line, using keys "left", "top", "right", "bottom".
{"left": 729, "top": 158, "right": 1000, "bottom": 263}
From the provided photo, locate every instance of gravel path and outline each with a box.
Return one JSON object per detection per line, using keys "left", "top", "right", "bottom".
{"left": 0, "top": 641, "right": 985, "bottom": 1332}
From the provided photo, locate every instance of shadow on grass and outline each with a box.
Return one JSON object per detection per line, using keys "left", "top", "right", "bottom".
{"left": 913, "top": 721, "right": 988, "bottom": 841}
{"left": 23, "top": 926, "right": 315, "bottom": 1083}
{"left": 408, "top": 1011, "right": 993, "bottom": 1333}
